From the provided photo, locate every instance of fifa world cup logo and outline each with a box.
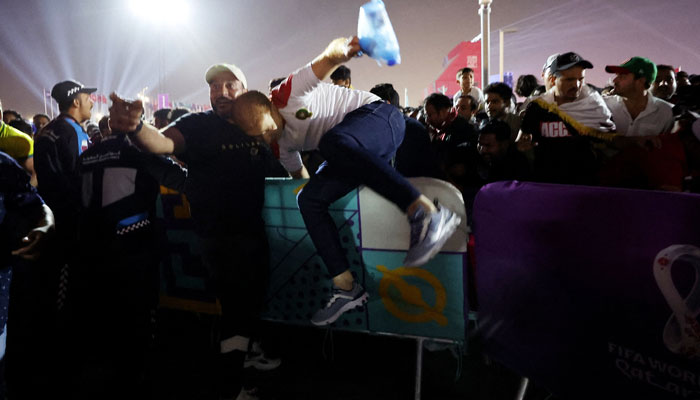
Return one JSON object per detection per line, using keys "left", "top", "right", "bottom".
{"left": 653, "top": 244, "right": 700, "bottom": 358}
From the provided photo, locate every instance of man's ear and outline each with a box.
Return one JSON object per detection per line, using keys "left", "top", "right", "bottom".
{"left": 72, "top": 97, "right": 81, "bottom": 109}
{"left": 440, "top": 108, "right": 450, "bottom": 119}
{"left": 637, "top": 77, "right": 648, "bottom": 90}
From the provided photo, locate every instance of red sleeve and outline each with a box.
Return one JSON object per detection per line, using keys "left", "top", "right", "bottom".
{"left": 270, "top": 74, "right": 294, "bottom": 108}
{"left": 270, "top": 140, "right": 280, "bottom": 159}
{"left": 647, "top": 133, "right": 687, "bottom": 190}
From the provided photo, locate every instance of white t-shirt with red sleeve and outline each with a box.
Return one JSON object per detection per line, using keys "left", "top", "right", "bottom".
{"left": 271, "top": 63, "right": 380, "bottom": 172}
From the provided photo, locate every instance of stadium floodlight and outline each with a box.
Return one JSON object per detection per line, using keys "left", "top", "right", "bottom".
{"left": 129, "top": 0, "right": 190, "bottom": 24}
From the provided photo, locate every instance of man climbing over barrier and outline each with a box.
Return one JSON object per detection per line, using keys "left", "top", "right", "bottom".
{"left": 231, "top": 36, "right": 461, "bottom": 326}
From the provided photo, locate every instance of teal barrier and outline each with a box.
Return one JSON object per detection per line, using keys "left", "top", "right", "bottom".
{"left": 158, "top": 177, "right": 468, "bottom": 343}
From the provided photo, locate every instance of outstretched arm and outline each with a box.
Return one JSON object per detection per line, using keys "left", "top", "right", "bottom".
{"left": 109, "top": 93, "right": 186, "bottom": 155}
{"left": 311, "top": 36, "right": 362, "bottom": 81}
{"left": 11, "top": 203, "right": 54, "bottom": 261}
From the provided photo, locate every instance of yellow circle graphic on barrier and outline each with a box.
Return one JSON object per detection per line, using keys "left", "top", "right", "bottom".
{"left": 377, "top": 265, "right": 448, "bottom": 326}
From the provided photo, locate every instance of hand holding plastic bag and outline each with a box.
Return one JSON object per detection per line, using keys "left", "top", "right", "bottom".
{"left": 357, "top": 0, "right": 401, "bottom": 66}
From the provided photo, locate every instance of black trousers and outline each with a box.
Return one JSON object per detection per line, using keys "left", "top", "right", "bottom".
{"left": 69, "top": 225, "right": 160, "bottom": 399}
{"left": 200, "top": 226, "right": 270, "bottom": 348}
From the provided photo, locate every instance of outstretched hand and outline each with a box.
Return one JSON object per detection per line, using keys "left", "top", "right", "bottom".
{"left": 324, "top": 36, "right": 363, "bottom": 64}
{"left": 109, "top": 92, "right": 144, "bottom": 133}
{"left": 312, "top": 36, "right": 363, "bottom": 81}
{"left": 11, "top": 230, "right": 47, "bottom": 261}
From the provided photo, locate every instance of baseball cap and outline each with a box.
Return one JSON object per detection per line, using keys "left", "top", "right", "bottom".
{"left": 550, "top": 52, "right": 594, "bottom": 73}
{"left": 51, "top": 80, "right": 97, "bottom": 104}
{"left": 605, "top": 56, "right": 657, "bottom": 85}
{"left": 542, "top": 53, "right": 559, "bottom": 73}
{"left": 205, "top": 63, "right": 248, "bottom": 89}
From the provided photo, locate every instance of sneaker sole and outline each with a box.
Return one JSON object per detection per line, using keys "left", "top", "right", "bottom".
{"left": 244, "top": 357, "right": 281, "bottom": 371}
{"left": 310, "top": 292, "right": 369, "bottom": 326}
{"left": 404, "top": 212, "right": 461, "bottom": 267}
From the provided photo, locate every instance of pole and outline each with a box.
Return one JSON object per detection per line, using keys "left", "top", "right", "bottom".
{"left": 499, "top": 28, "right": 517, "bottom": 83}
{"left": 479, "top": 0, "right": 492, "bottom": 88}
{"left": 414, "top": 337, "right": 424, "bottom": 400}
{"left": 499, "top": 29, "right": 504, "bottom": 82}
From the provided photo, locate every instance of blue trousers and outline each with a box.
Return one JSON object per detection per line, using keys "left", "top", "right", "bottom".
{"left": 297, "top": 102, "right": 421, "bottom": 278}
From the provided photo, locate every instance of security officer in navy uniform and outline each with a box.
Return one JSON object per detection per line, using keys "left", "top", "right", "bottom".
{"left": 34, "top": 80, "right": 95, "bottom": 312}
{"left": 13, "top": 80, "right": 96, "bottom": 397}
{"left": 72, "top": 126, "right": 186, "bottom": 398}
{"left": 35, "top": 80, "right": 94, "bottom": 235}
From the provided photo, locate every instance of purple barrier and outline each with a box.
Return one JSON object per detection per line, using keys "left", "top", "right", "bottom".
{"left": 473, "top": 181, "right": 700, "bottom": 399}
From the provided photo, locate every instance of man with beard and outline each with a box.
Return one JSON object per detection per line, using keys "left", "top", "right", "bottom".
{"left": 109, "top": 63, "right": 280, "bottom": 400}
{"left": 604, "top": 57, "right": 674, "bottom": 137}
{"left": 599, "top": 58, "right": 680, "bottom": 191}
{"left": 518, "top": 52, "right": 617, "bottom": 185}
{"left": 483, "top": 82, "right": 521, "bottom": 142}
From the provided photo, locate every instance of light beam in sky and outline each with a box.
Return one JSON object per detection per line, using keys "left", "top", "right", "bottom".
{"left": 129, "top": 0, "right": 190, "bottom": 25}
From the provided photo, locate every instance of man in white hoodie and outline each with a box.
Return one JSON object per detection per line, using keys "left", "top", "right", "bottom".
{"left": 518, "top": 52, "right": 616, "bottom": 184}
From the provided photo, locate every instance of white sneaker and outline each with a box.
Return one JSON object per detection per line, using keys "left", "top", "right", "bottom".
{"left": 235, "top": 387, "right": 259, "bottom": 400}
{"left": 404, "top": 203, "right": 461, "bottom": 267}
{"left": 244, "top": 341, "right": 281, "bottom": 371}
{"left": 310, "top": 282, "right": 369, "bottom": 326}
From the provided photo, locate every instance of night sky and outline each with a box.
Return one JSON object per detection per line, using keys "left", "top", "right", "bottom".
{"left": 1, "top": 0, "right": 698, "bottom": 117}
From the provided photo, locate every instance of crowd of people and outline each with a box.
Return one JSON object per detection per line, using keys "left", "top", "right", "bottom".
{"left": 1, "top": 34, "right": 700, "bottom": 399}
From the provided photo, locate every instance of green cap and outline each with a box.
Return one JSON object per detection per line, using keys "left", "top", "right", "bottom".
{"left": 605, "top": 57, "right": 657, "bottom": 85}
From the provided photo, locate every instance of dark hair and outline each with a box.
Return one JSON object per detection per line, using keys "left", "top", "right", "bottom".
{"left": 98, "top": 115, "right": 110, "bottom": 131}
{"left": 531, "top": 85, "right": 547, "bottom": 97}
{"left": 168, "top": 108, "right": 190, "bottom": 123}
{"left": 456, "top": 67, "right": 474, "bottom": 79}
{"left": 479, "top": 120, "right": 511, "bottom": 142}
{"left": 330, "top": 65, "right": 351, "bottom": 81}
{"left": 269, "top": 77, "right": 286, "bottom": 91}
{"left": 423, "top": 93, "right": 452, "bottom": 111}
{"left": 85, "top": 121, "right": 101, "bottom": 138}
{"left": 9, "top": 119, "right": 32, "bottom": 135}
{"left": 370, "top": 83, "right": 400, "bottom": 107}
{"left": 455, "top": 94, "right": 478, "bottom": 111}
{"left": 3, "top": 109, "right": 21, "bottom": 120}
{"left": 58, "top": 100, "right": 73, "bottom": 113}
{"left": 484, "top": 82, "right": 513, "bottom": 103}
{"left": 515, "top": 75, "right": 539, "bottom": 97}
{"left": 656, "top": 64, "right": 675, "bottom": 74}
{"left": 677, "top": 71, "right": 689, "bottom": 80}
{"left": 33, "top": 113, "right": 49, "bottom": 122}
{"left": 153, "top": 108, "right": 171, "bottom": 120}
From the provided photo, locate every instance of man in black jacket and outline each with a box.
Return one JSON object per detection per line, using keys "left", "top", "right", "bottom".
{"left": 72, "top": 130, "right": 186, "bottom": 397}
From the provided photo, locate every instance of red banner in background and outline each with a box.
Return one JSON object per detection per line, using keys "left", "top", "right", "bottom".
{"left": 424, "top": 40, "right": 482, "bottom": 100}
